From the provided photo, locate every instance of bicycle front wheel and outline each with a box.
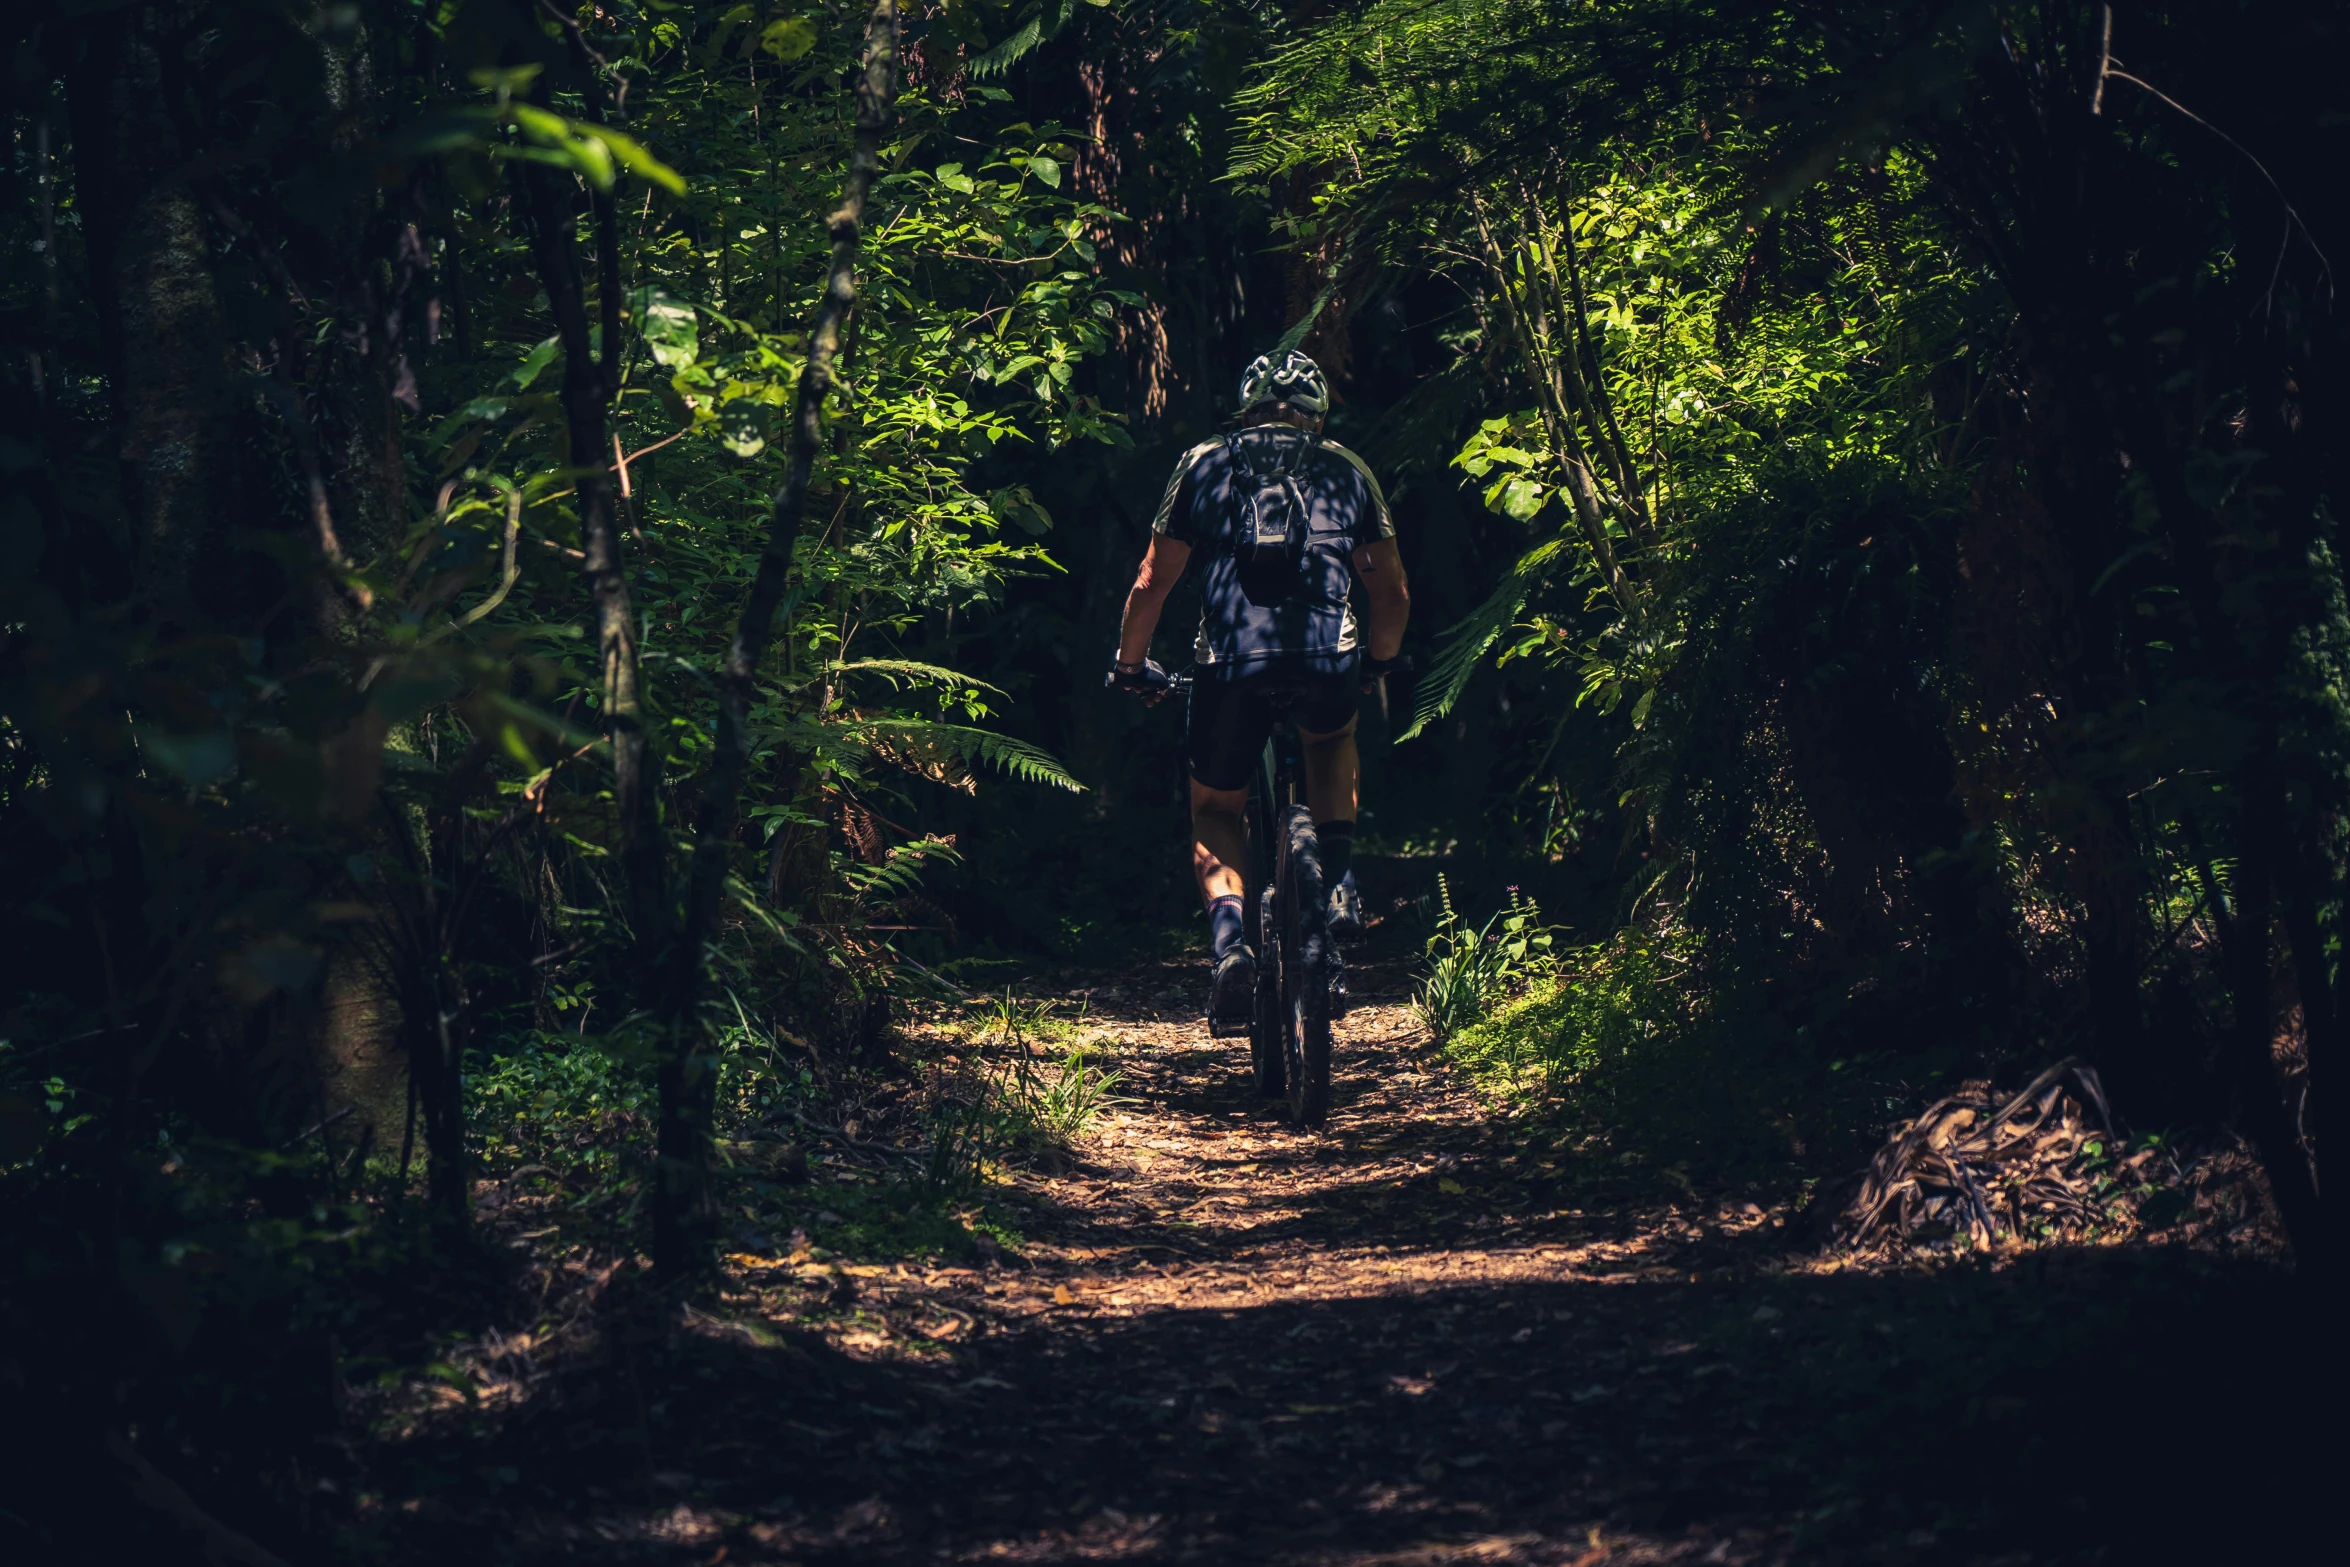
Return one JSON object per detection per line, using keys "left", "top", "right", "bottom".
{"left": 1275, "top": 803, "right": 1333, "bottom": 1126}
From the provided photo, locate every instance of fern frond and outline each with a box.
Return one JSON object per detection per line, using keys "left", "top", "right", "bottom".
{"left": 1399, "top": 535, "right": 1568, "bottom": 741}
{"left": 831, "top": 659, "right": 1006, "bottom": 696}
{"left": 967, "top": 17, "right": 1045, "bottom": 78}
{"left": 967, "top": 0, "right": 1088, "bottom": 80}
{"left": 841, "top": 835, "right": 962, "bottom": 903}
{"left": 724, "top": 873, "right": 804, "bottom": 950}
{"left": 853, "top": 719, "right": 1085, "bottom": 792}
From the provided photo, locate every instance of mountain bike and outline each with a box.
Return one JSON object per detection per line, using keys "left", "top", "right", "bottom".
{"left": 1168, "top": 672, "right": 1343, "bottom": 1126}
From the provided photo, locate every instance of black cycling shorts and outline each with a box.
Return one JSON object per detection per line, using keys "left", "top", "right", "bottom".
{"left": 1185, "top": 669, "right": 1359, "bottom": 793}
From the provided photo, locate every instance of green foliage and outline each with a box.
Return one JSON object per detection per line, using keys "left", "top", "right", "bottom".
{"left": 919, "top": 994, "right": 1129, "bottom": 1195}
{"left": 470, "top": 1033, "right": 655, "bottom": 1180}
{"left": 977, "top": 994, "right": 1130, "bottom": 1143}
{"left": 1007, "top": 1036, "right": 1127, "bottom": 1144}
{"left": 1445, "top": 927, "right": 1694, "bottom": 1092}
{"left": 1412, "top": 876, "right": 1559, "bottom": 1042}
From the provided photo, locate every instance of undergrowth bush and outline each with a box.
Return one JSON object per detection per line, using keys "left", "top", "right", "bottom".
{"left": 468, "top": 1001, "right": 824, "bottom": 1186}
{"left": 921, "top": 996, "right": 1129, "bottom": 1196}
{"left": 1413, "top": 875, "right": 1558, "bottom": 1041}
{"left": 1445, "top": 927, "right": 1697, "bottom": 1091}
{"left": 469, "top": 1034, "right": 653, "bottom": 1181}
{"left": 1438, "top": 925, "right": 1937, "bottom": 1191}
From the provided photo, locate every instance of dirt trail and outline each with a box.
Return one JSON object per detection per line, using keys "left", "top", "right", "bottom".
{"left": 412, "top": 964, "right": 2307, "bottom": 1566}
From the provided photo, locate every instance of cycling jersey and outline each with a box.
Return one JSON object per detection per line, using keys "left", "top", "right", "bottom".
{"left": 1150, "top": 426, "right": 1396, "bottom": 679}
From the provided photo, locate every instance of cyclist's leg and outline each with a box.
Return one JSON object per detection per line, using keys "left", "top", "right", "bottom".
{"left": 1189, "top": 778, "right": 1248, "bottom": 905}
{"left": 1187, "top": 677, "right": 1275, "bottom": 1027}
{"left": 1185, "top": 673, "right": 1275, "bottom": 932}
{"left": 1298, "top": 675, "right": 1363, "bottom": 934}
{"left": 1296, "top": 668, "right": 1361, "bottom": 824}
{"left": 1297, "top": 713, "right": 1358, "bottom": 827}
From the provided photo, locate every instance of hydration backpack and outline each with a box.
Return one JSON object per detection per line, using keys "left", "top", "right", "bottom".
{"left": 1225, "top": 429, "right": 1315, "bottom": 609}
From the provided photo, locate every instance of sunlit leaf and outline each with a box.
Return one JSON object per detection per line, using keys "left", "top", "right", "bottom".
{"left": 760, "top": 16, "right": 819, "bottom": 61}
{"left": 633, "top": 288, "right": 700, "bottom": 369}
{"left": 576, "top": 123, "right": 688, "bottom": 194}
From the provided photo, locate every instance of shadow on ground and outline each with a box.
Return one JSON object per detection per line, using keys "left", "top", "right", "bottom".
{"left": 377, "top": 1237, "right": 2306, "bottom": 1565}
{"left": 340, "top": 972, "right": 2319, "bottom": 1566}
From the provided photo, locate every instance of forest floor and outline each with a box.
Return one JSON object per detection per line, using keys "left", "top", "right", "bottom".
{"left": 374, "top": 956, "right": 2311, "bottom": 1567}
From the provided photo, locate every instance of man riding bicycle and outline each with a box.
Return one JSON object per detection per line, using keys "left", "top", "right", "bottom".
{"left": 1108, "top": 349, "right": 1412, "bottom": 1029}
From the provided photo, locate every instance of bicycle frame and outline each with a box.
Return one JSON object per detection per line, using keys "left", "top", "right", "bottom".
{"left": 1243, "top": 686, "right": 1338, "bottom": 1123}
{"left": 1244, "top": 708, "right": 1303, "bottom": 920}
{"left": 1160, "top": 668, "right": 1338, "bottom": 1124}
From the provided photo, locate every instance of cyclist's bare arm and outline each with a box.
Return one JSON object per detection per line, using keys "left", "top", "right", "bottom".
{"left": 1117, "top": 534, "right": 1192, "bottom": 667}
{"left": 1352, "top": 537, "right": 1410, "bottom": 660}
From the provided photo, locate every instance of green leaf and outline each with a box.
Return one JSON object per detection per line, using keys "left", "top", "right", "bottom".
{"left": 968, "top": 16, "right": 1047, "bottom": 80}
{"left": 465, "top": 63, "right": 544, "bottom": 97}
{"left": 632, "top": 288, "right": 699, "bottom": 369}
{"left": 500, "top": 105, "right": 678, "bottom": 196}
{"left": 1484, "top": 475, "right": 1547, "bottom": 521}
{"left": 990, "top": 486, "right": 1053, "bottom": 534}
{"left": 760, "top": 15, "right": 819, "bottom": 60}
{"left": 509, "top": 335, "right": 561, "bottom": 390}
{"left": 576, "top": 124, "right": 688, "bottom": 195}
{"left": 716, "top": 398, "right": 769, "bottom": 458}
{"left": 1027, "top": 156, "right": 1062, "bottom": 188}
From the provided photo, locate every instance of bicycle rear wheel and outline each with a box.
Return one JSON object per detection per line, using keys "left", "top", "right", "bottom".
{"left": 1251, "top": 884, "right": 1284, "bottom": 1096}
{"left": 1275, "top": 803, "right": 1333, "bottom": 1126}
{"left": 1246, "top": 747, "right": 1286, "bottom": 1097}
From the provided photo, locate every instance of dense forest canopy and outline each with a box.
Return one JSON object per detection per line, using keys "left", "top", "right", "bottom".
{"left": 0, "top": 0, "right": 2333, "bottom": 1558}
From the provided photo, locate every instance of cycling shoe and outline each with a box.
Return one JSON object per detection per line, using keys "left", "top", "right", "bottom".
{"left": 1327, "top": 869, "right": 1365, "bottom": 942}
{"left": 1208, "top": 944, "right": 1256, "bottom": 1036}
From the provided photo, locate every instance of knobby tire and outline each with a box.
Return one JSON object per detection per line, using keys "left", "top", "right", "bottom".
{"left": 1251, "top": 883, "right": 1285, "bottom": 1096}
{"left": 1276, "top": 803, "right": 1333, "bottom": 1126}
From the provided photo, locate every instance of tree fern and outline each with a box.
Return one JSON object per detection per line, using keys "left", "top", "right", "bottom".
{"left": 853, "top": 719, "right": 1085, "bottom": 792}
{"left": 1400, "top": 535, "right": 1568, "bottom": 740}
{"left": 841, "top": 836, "right": 963, "bottom": 902}
{"left": 831, "top": 659, "right": 1006, "bottom": 696}
{"left": 966, "top": 0, "right": 1106, "bottom": 80}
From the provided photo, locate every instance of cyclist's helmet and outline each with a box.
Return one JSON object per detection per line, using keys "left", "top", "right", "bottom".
{"left": 1237, "top": 349, "right": 1330, "bottom": 417}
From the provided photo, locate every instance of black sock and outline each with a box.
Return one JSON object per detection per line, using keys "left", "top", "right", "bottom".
{"left": 1208, "top": 894, "right": 1245, "bottom": 959}
{"left": 1317, "top": 819, "right": 1355, "bottom": 886}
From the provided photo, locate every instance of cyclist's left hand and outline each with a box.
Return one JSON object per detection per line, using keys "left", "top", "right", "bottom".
{"left": 1363, "top": 653, "right": 1417, "bottom": 725}
{"left": 1108, "top": 657, "right": 1174, "bottom": 704}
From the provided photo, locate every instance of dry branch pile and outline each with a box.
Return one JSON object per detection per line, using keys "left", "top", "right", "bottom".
{"left": 1836, "top": 1058, "right": 2120, "bottom": 1249}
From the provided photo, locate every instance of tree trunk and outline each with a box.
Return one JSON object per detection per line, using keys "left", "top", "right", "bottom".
{"left": 2222, "top": 756, "right": 2323, "bottom": 1265}
{"left": 660, "top": 0, "right": 901, "bottom": 1280}
{"left": 518, "top": 149, "right": 666, "bottom": 980}
{"left": 61, "top": 5, "right": 247, "bottom": 616}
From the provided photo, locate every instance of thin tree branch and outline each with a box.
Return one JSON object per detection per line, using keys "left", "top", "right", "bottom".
{"left": 2102, "top": 66, "right": 2333, "bottom": 306}
{"left": 453, "top": 487, "right": 523, "bottom": 628}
